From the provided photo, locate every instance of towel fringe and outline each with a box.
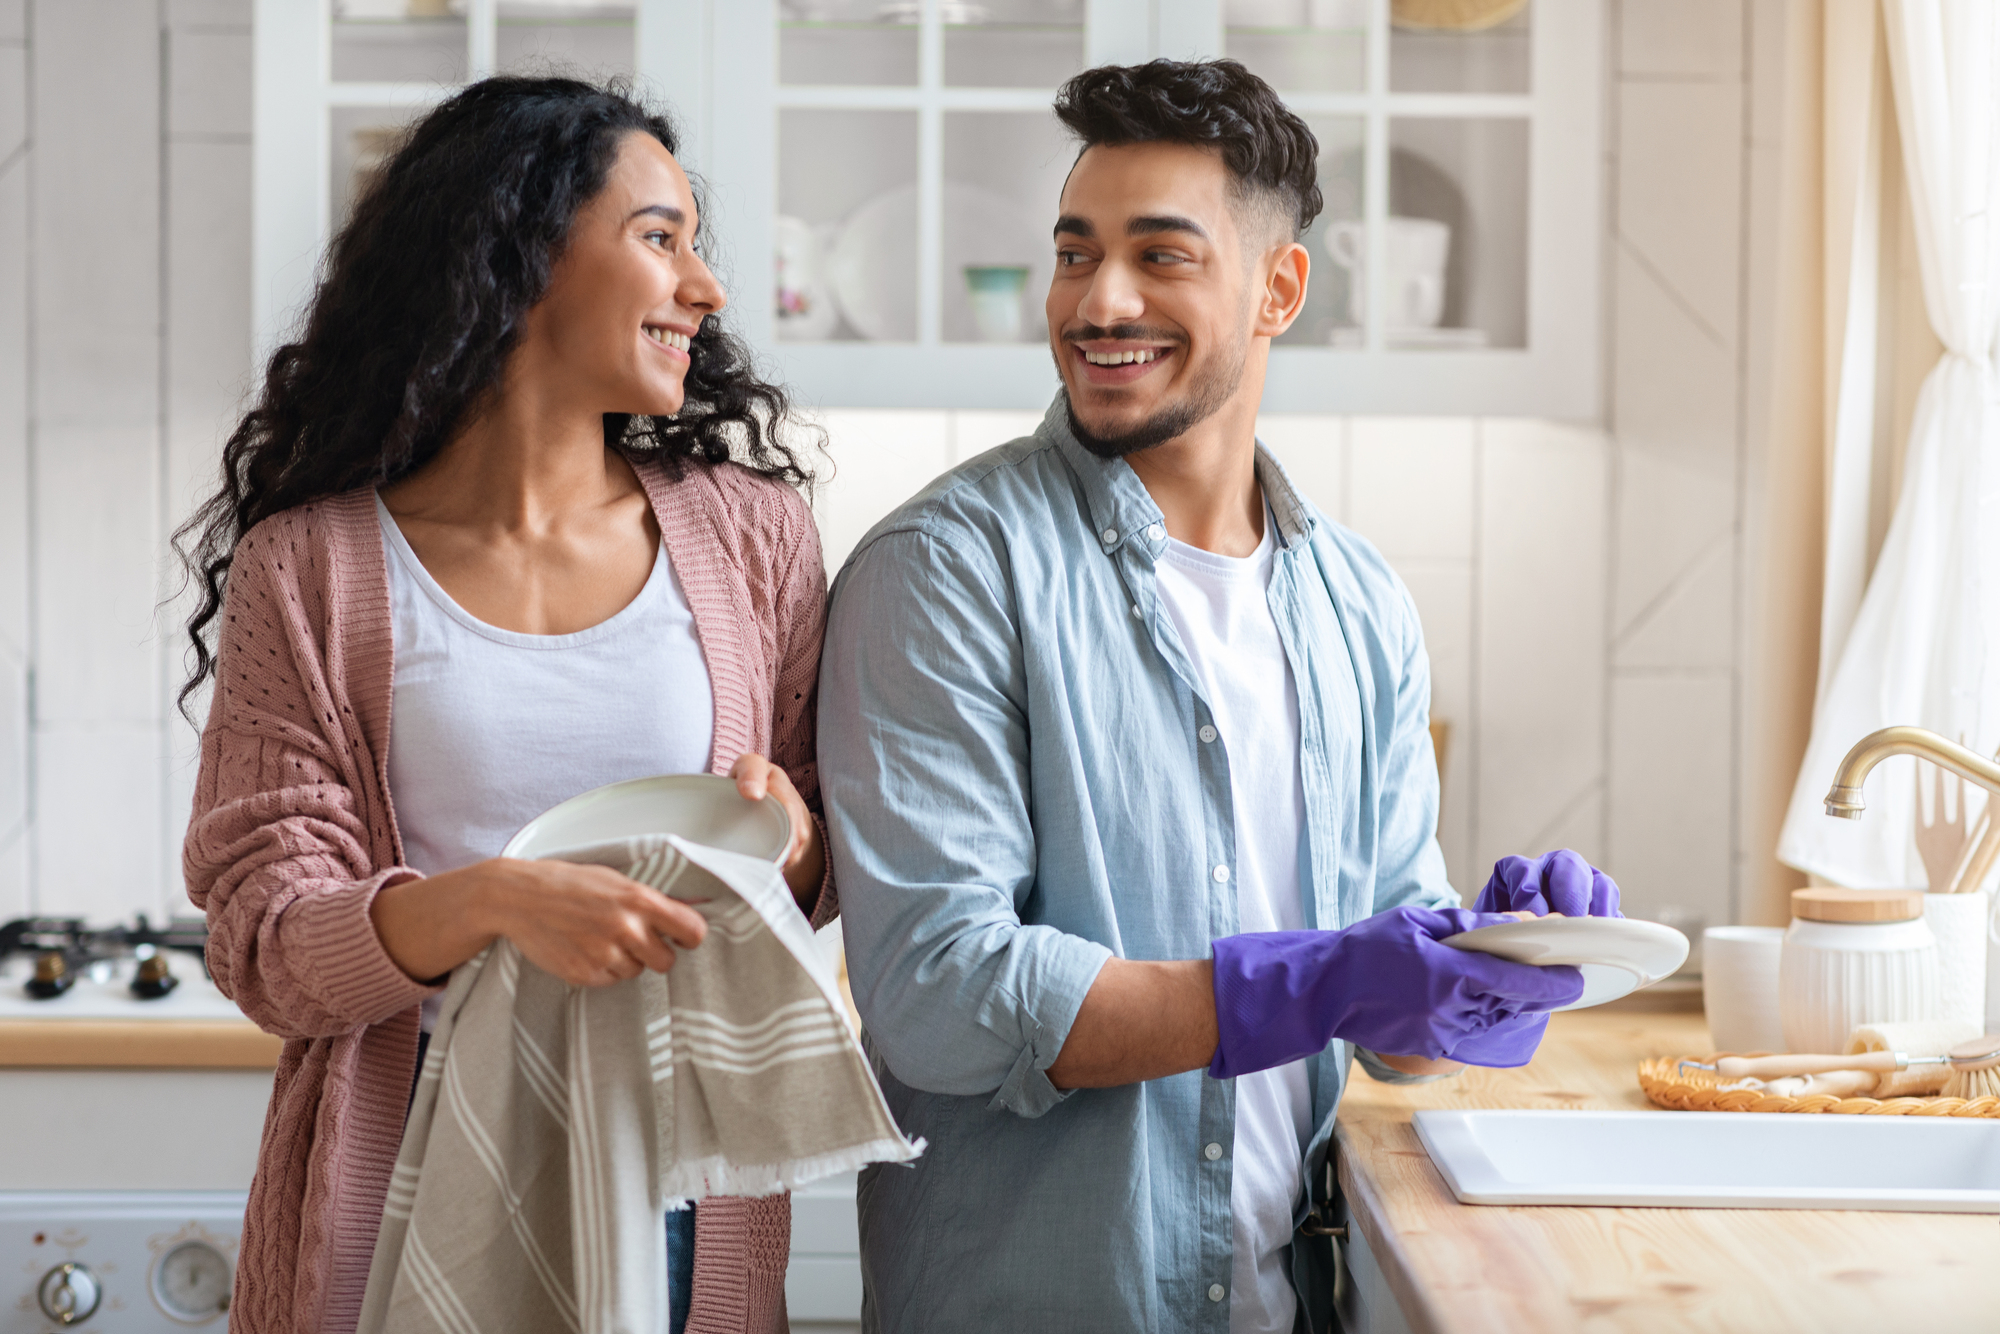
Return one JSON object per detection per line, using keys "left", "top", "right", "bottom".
{"left": 659, "top": 1136, "right": 925, "bottom": 1206}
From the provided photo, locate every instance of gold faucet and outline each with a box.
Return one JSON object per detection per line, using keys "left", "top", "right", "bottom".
{"left": 1823, "top": 726, "right": 2000, "bottom": 818}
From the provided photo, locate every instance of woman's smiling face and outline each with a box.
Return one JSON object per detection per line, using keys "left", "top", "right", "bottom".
{"left": 519, "top": 130, "right": 726, "bottom": 419}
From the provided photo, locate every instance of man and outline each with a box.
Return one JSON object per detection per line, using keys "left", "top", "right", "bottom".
{"left": 818, "top": 59, "right": 1621, "bottom": 1333}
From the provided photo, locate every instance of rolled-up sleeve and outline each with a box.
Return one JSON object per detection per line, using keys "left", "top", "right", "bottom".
{"left": 819, "top": 526, "right": 1111, "bottom": 1118}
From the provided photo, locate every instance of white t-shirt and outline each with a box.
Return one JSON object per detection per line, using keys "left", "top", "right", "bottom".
{"left": 1154, "top": 510, "right": 1311, "bottom": 1334}
{"left": 375, "top": 495, "right": 714, "bottom": 1028}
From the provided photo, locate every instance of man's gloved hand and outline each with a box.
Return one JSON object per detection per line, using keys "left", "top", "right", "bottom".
{"left": 1474, "top": 849, "right": 1622, "bottom": 919}
{"left": 1208, "top": 906, "right": 1583, "bottom": 1079}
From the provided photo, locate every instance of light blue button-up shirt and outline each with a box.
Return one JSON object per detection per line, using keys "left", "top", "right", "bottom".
{"left": 818, "top": 401, "right": 1457, "bottom": 1334}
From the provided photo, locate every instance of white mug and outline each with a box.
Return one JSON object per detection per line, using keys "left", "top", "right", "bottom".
{"left": 1702, "top": 926, "right": 1787, "bottom": 1054}
{"left": 1322, "top": 216, "right": 1451, "bottom": 330}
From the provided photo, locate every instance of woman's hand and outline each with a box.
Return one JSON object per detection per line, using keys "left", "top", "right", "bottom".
{"left": 729, "top": 752, "right": 826, "bottom": 908}
{"left": 372, "top": 858, "right": 708, "bottom": 988}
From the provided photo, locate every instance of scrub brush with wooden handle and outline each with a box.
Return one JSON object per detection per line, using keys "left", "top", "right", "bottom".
{"left": 1942, "top": 1037, "right": 2000, "bottom": 1099}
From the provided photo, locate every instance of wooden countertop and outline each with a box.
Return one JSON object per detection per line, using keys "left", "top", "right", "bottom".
{"left": 1335, "top": 1004, "right": 2000, "bottom": 1333}
{"left": 0, "top": 1020, "right": 281, "bottom": 1068}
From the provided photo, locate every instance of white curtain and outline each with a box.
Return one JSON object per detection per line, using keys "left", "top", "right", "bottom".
{"left": 1779, "top": 0, "right": 2000, "bottom": 887}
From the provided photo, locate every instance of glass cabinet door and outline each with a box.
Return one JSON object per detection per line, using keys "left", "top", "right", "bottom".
{"left": 774, "top": 1, "right": 1089, "bottom": 351}
{"left": 1223, "top": 0, "right": 1533, "bottom": 353}
{"left": 325, "top": 2, "right": 638, "bottom": 234}
{"left": 261, "top": 0, "right": 1599, "bottom": 416}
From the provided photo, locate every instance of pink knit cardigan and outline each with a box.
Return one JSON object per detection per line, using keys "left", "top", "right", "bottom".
{"left": 183, "top": 461, "right": 834, "bottom": 1334}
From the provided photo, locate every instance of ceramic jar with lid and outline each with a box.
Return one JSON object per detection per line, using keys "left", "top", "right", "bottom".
{"left": 1779, "top": 888, "right": 1940, "bottom": 1054}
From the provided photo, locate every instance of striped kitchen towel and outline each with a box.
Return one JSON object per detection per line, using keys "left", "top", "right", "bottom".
{"left": 356, "top": 835, "right": 920, "bottom": 1334}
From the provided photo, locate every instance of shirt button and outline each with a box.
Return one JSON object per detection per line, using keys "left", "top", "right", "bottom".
{"left": 1146, "top": 523, "right": 1163, "bottom": 541}
{"left": 1204, "top": 1142, "right": 1223, "bottom": 1161}
{"left": 1213, "top": 865, "right": 1230, "bottom": 883}
{"left": 1208, "top": 1283, "right": 1226, "bottom": 1302}
{"left": 1198, "top": 725, "right": 1218, "bottom": 743}
{"left": 1101, "top": 527, "right": 1119, "bottom": 545}
{"left": 1131, "top": 603, "right": 1142, "bottom": 620}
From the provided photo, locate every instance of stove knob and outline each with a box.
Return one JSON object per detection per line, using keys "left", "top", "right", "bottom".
{"left": 36, "top": 1260, "right": 102, "bottom": 1324}
{"left": 26, "top": 950, "right": 74, "bottom": 999}
{"left": 131, "top": 949, "right": 178, "bottom": 999}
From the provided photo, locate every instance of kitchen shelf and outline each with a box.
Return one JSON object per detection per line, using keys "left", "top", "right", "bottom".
{"left": 256, "top": 0, "right": 1603, "bottom": 417}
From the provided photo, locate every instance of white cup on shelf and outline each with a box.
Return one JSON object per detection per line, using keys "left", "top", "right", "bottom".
{"left": 1321, "top": 216, "right": 1451, "bottom": 331}
{"left": 1701, "top": 926, "right": 1786, "bottom": 1053}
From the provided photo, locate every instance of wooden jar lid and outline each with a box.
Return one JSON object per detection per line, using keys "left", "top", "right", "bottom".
{"left": 1790, "top": 887, "right": 1926, "bottom": 923}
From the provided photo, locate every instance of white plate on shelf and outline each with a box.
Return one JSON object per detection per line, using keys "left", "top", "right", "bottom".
{"left": 502, "top": 774, "right": 790, "bottom": 865}
{"left": 828, "top": 181, "right": 1047, "bottom": 343}
{"left": 1442, "top": 916, "right": 1689, "bottom": 1011}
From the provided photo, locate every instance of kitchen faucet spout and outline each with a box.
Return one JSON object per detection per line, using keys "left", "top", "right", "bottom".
{"left": 1823, "top": 726, "right": 2000, "bottom": 819}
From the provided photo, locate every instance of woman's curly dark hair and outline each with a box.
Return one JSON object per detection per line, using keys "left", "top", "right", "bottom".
{"left": 1053, "top": 59, "right": 1323, "bottom": 237}
{"left": 174, "top": 76, "right": 818, "bottom": 718}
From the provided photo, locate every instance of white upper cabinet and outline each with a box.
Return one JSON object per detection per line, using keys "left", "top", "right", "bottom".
{"left": 255, "top": 0, "right": 1601, "bottom": 417}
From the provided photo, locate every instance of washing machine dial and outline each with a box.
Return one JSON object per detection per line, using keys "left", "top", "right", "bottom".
{"left": 36, "top": 1260, "right": 102, "bottom": 1325}
{"left": 151, "top": 1238, "right": 232, "bottom": 1323}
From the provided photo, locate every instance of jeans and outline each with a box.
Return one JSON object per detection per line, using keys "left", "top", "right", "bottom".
{"left": 666, "top": 1204, "right": 695, "bottom": 1334}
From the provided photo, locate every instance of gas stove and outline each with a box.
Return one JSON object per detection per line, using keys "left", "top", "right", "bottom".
{"left": 0, "top": 917, "right": 244, "bottom": 1021}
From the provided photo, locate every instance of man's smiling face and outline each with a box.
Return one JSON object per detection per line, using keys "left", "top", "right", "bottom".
{"left": 1047, "top": 140, "right": 1273, "bottom": 458}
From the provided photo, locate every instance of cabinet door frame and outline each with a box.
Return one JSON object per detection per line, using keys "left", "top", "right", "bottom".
{"left": 253, "top": 0, "right": 1601, "bottom": 418}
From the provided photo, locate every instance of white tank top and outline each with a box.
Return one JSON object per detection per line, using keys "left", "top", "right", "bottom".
{"left": 374, "top": 494, "right": 715, "bottom": 1027}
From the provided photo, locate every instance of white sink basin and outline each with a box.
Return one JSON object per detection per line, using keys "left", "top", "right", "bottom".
{"left": 1414, "top": 1109, "right": 2000, "bottom": 1212}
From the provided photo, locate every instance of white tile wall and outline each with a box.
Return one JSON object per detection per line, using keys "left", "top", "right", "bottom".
{"left": 1611, "top": 439, "right": 1736, "bottom": 637}
{"left": 1617, "top": 79, "right": 1745, "bottom": 347}
{"left": 1345, "top": 418, "right": 1475, "bottom": 562}
{"left": 32, "top": 427, "right": 162, "bottom": 722}
{"left": 1613, "top": 534, "right": 1736, "bottom": 670}
{"left": 0, "top": 43, "right": 23, "bottom": 159}
{"left": 166, "top": 140, "right": 253, "bottom": 505}
{"left": 167, "top": 28, "right": 251, "bottom": 140}
{"left": 1608, "top": 673, "right": 1735, "bottom": 927}
{"left": 951, "top": 409, "right": 1045, "bottom": 463}
{"left": 1395, "top": 560, "right": 1474, "bottom": 886}
{"left": 1256, "top": 415, "right": 1345, "bottom": 521}
{"left": 1609, "top": 247, "right": 1739, "bottom": 481}
{"left": 1604, "top": 6, "right": 1754, "bottom": 924}
{"left": 0, "top": 654, "right": 23, "bottom": 917}
{"left": 1475, "top": 418, "right": 1610, "bottom": 873}
{"left": 35, "top": 724, "right": 167, "bottom": 924}
{"left": 31, "top": 2, "right": 161, "bottom": 428}
{"left": 812, "top": 410, "right": 954, "bottom": 572}
{"left": 164, "top": 0, "right": 251, "bottom": 24}
{"left": 0, "top": 6, "right": 23, "bottom": 922}
{"left": 0, "top": 102, "right": 25, "bottom": 659}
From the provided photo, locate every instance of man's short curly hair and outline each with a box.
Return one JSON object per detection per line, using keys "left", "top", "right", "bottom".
{"left": 1052, "top": 59, "right": 1323, "bottom": 240}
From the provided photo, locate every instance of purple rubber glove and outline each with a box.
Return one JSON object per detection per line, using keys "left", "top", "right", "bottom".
{"left": 1209, "top": 906, "right": 1584, "bottom": 1078}
{"left": 1474, "top": 849, "right": 1622, "bottom": 919}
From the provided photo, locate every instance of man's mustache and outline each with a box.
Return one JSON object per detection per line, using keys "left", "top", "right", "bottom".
{"left": 1060, "top": 324, "right": 1187, "bottom": 347}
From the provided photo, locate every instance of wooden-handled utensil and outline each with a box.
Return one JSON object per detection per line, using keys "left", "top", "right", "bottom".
{"left": 1680, "top": 1050, "right": 1948, "bottom": 1080}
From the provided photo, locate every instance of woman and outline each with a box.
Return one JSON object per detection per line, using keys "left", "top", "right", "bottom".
{"left": 178, "top": 79, "right": 830, "bottom": 1334}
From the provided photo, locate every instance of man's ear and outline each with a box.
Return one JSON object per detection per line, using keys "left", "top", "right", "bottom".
{"left": 1253, "top": 240, "right": 1310, "bottom": 338}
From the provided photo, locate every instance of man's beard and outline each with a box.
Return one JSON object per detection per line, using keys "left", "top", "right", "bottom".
{"left": 1061, "top": 331, "right": 1247, "bottom": 461}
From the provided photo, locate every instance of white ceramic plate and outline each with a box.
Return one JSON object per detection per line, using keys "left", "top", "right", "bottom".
{"left": 828, "top": 181, "right": 1048, "bottom": 343}
{"left": 502, "top": 774, "right": 791, "bottom": 865}
{"left": 1442, "top": 916, "right": 1690, "bottom": 1011}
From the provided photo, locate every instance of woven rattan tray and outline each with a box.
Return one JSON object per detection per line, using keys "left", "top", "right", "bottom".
{"left": 1639, "top": 1055, "right": 2000, "bottom": 1117}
